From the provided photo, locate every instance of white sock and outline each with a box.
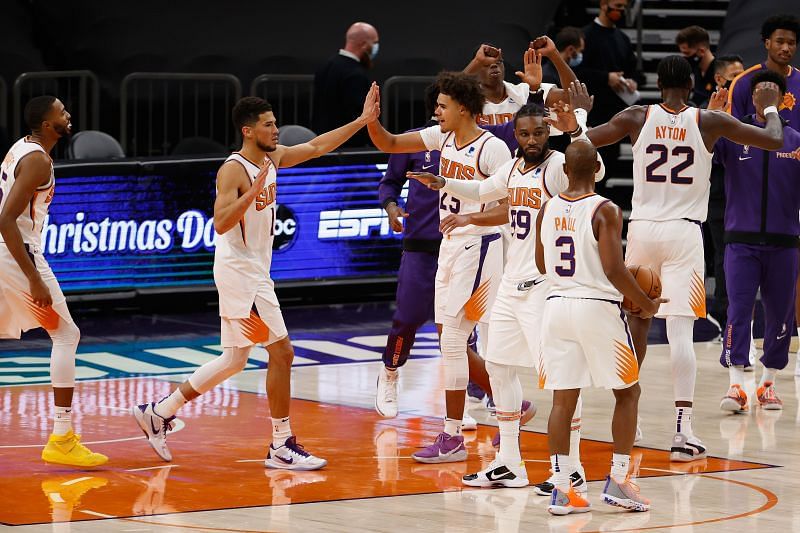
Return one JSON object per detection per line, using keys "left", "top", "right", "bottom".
{"left": 498, "top": 419, "right": 521, "bottom": 465}
{"left": 444, "top": 417, "right": 462, "bottom": 436}
{"left": 729, "top": 365, "right": 746, "bottom": 386}
{"left": 610, "top": 453, "right": 630, "bottom": 481}
{"left": 272, "top": 416, "right": 292, "bottom": 445}
{"left": 666, "top": 316, "right": 697, "bottom": 403}
{"left": 761, "top": 367, "right": 778, "bottom": 386}
{"left": 568, "top": 396, "right": 582, "bottom": 468}
{"left": 53, "top": 406, "right": 72, "bottom": 436}
{"left": 154, "top": 388, "right": 187, "bottom": 419}
{"left": 675, "top": 407, "right": 694, "bottom": 437}
{"left": 550, "top": 454, "right": 572, "bottom": 491}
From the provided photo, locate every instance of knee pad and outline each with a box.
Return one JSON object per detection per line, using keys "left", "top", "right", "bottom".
{"left": 226, "top": 346, "right": 252, "bottom": 372}
{"left": 49, "top": 320, "right": 80, "bottom": 348}
{"left": 440, "top": 324, "right": 471, "bottom": 390}
{"left": 49, "top": 321, "right": 80, "bottom": 388}
{"left": 189, "top": 346, "right": 252, "bottom": 394}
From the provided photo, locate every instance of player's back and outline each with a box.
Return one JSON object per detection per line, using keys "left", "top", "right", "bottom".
{"left": 630, "top": 104, "right": 713, "bottom": 223}
{"left": 541, "top": 193, "right": 621, "bottom": 301}
{"left": 214, "top": 152, "right": 277, "bottom": 278}
{"left": 0, "top": 137, "right": 55, "bottom": 248}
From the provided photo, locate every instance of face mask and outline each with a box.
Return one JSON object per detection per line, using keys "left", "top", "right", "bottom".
{"left": 569, "top": 52, "right": 583, "bottom": 67}
{"left": 370, "top": 42, "right": 379, "bottom": 60}
{"left": 723, "top": 79, "right": 734, "bottom": 89}
{"left": 689, "top": 53, "right": 702, "bottom": 66}
{"left": 607, "top": 7, "right": 625, "bottom": 22}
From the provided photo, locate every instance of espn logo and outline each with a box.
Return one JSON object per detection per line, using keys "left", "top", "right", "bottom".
{"left": 318, "top": 209, "right": 401, "bottom": 239}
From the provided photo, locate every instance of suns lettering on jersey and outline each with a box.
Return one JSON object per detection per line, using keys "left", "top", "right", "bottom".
{"left": 440, "top": 157, "right": 476, "bottom": 180}
{"left": 654, "top": 126, "right": 687, "bottom": 142}
{"left": 508, "top": 187, "right": 542, "bottom": 209}
{"left": 255, "top": 182, "right": 277, "bottom": 211}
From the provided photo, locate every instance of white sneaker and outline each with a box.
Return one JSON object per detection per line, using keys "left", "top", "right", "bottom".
{"left": 265, "top": 436, "right": 327, "bottom": 471}
{"left": 132, "top": 402, "right": 176, "bottom": 462}
{"left": 462, "top": 412, "right": 478, "bottom": 431}
{"left": 533, "top": 466, "right": 587, "bottom": 496}
{"left": 670, "top": 432, "right": 707, "bottom": 462}
{"left": 462, "top": 458, "right": 529, "bottom": 488}
{"left": 375, "top": 367, "right": 398, "bottom": 418}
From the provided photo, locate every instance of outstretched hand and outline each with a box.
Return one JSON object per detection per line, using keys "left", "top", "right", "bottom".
{"left": 568, "top": 81, "right": 594, "bottom": 112}
{"left": 359, "top": 82, "right": 381, "bottom": 124}
{"left": 515, "top": 48, "right": 543, "bottom": 90}
{"left": 407, "top": 171, "right": 445, "bottom": 190}
{"left": 544, "top": 100, "right": 578, "bottom": 133}
{"left": 707, "top": 88, "right": 728, "bottom": 111}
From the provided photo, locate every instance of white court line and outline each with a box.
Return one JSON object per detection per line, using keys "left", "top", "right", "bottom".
{"left": 640, "top": 466, "right": 692, "bottom": 475}
{"left": 80, "top": 510, "right": 117, "bottom": 518}
{"left": 61, "top": 476, "right": 95, "bottom": 486}
{"left": 0, "top": 418, "right": 186, "bottom": 448}
{"left": 236, "top": 459, "right": 266, "bottom": 463}
{"left": 126, "top": 465, "right": 178, "bottom": 472}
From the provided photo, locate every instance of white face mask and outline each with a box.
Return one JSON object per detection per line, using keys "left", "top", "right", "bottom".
{"left": 569, "top": 52, "right": 583, "bottom": 67}
{"left": 370, "top": 42, "right": 380, "bottom": 60}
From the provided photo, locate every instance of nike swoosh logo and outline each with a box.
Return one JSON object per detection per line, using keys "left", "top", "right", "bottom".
{"left": 150, "top": 417, "right": 160, "bottom": 435}
{"left": 464, "top": 243, "right": 478, "bottom": 250}
{"left": 533, "top": 278, "right": 546, "bottom": 285}
{"left": 739, "top": 156, "right": 752, "bottom": 161}
{"left": 276, "top": 454, "right": 294, "bottom": 464}
{"left": 422, "top": 164, "right": 436, "bottom": 170}
{"left": 487, "top": 468, "right": 515, "bottom": 481}
{"left": 777, "top": 333, "right": 787, "bottom": 339}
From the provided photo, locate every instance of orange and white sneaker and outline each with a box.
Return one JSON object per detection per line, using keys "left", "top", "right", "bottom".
{"left": 601, "top": 475, "right": 650, "bottom": 512}
{"left": 756, "top": 381, "right": 783, "bottom": 410}
{"left": 720, "top": 384, "right": 749, "bottom": 413}
{"left": 548, "top": 485, "right": 591, "bottom": 515}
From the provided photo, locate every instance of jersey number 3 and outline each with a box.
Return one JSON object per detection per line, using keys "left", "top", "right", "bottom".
{"left": 645, "top": 144, "right": 694, "bottom": 184}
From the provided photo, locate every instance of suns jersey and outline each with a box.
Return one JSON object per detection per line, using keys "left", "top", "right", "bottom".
{"left": 631, "top": 104, "right": 714, "bottom": 223}
{"left": 214, "top": 152, "right": 277, "bottom": 290}
{"left": 541, "top": 193, "right": 621, "bottom": 301}
{"left": 0, "top": 137, "right": 55, "bottom": 248}
{"left": 419, "top": 126, "right": 513, "bottom": 237}
{"left": 477, "top": 82, "right": 555, "bottom": 126}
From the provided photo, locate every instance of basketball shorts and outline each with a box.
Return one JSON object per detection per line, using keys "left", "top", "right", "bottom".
{"left": 485, "top": 276, "right": 548, "bottom": 367}
{"left": 539, "top": 297, "right": 638, "bottom": 390}
{"left": 0, "top": 243, "right": 73, "bottom": 338}
{"left": 625, "top": 219, "right": 706, "bottom": 319}
{"left": 434, "top": 233, "right": 503, "bottom": 328}
{"left": 220, "top": 279, "right": 288, "bottom": 348}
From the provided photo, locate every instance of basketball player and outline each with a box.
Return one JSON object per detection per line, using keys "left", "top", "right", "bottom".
{"left": 0, "top": 96, "right": 107, "bottom": 467}
{"left": 132, "top": 86, "right": 380, "bottom": 470}
{"left": 368, "top": 71, "right": 532, "bottom": 463}
{"left": 409, "top": 101, "right": 603, "bottom": 489}
{"left": 554, "top": 57, "right": 784, "bottom": 461}
{"left": 534, "top": 139, "right": 665, "bottom": 514}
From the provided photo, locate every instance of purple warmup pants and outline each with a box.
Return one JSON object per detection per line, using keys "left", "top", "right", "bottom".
{"left": 383, "top": 251, "right": 438, "bottom": 368}
{"left": 721, "top": 243, "right": 798, "bottom": 370}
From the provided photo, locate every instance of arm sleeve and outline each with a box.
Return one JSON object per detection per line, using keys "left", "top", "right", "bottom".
{"left": 378, "top": 152, "right": 412, "bottom": 208}
{"left": 441, "top": 161, "right": 512, "bottom": 203}
{"left": 419, "top": 125, "right": 446, "bottom": 151}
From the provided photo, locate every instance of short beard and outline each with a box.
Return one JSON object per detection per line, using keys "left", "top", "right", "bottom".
{"left": 53, "top": 123, "right": 71, "bottom": 138}
{"left": 520, "top": 142, "right": 549, "bottom": 164}
{"left": 256, "top": 141, "right": 277, "bottom": 152}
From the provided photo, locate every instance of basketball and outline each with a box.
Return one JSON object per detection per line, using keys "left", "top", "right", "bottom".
{"left": 622, "top": 265, "right": 661, "bottom": 312}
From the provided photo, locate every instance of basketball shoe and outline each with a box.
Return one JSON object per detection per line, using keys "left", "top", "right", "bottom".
{"left": 41, "top": 476, "right": 108, "bottom": 507}
{"left": 412, "top": 432, "right": 467, "bottom": 463}
{"left": 41, "top": 431, "right": 108, "bottom": 467}
{"left": 601, "top": 475, "right": 650, "bottom": 512}
{"left": 375, "top": 366, "right": 399, "bottom": 418}
{"left": 462, "top": 458, "right": 529, "bottom": 488}
{"left": 756, "top": 381, "right": 783, "bottom": 410}
{"left": 548, "top": 486, "right": 591, "bottom": 515}
{"left": 266, "top": 436, "right": 327, "bottom": 470}
{"left": 467, "top": 380, "right": 486, "bottom": 403}
{"left": 669, "top": 433, "right": 707, "bottom": 462}
{"left": 534, "top": 467, "right": 587, "bottom": 496}
{"left": 720, "top": 384, "right": 749, "bottom": 413}
{"left": 133, "top": 402, "right": 176, "bottom": 461}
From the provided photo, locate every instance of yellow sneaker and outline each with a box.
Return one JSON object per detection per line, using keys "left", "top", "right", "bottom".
{"left": 42, "top": 476, "right": 108, "bottom": 506}
{"left": 41, "top": 430, "right": 108, "bottom": 467}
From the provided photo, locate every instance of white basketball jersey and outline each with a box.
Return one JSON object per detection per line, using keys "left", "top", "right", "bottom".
{"left": 214, "top": 152, "right": 277, "bottom": 278}
{"left": 477, "top": 81, "right": 555, "bottom": 125}
{"left": 419, "top": 126, "right": 513, "bottom": 237}
{"left": 541, "top": 193, "right": 621, "bottom": 301}
{"left": 0, "top": 137, "right": 55, "bottom": 247}
{"left": 503, "top": 152, "right": 570, "bottom": 281}
{"left": 631, "top": 104, "right": 713, "bottom": 222}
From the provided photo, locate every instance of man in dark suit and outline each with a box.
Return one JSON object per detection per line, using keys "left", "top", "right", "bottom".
{"left": 313, "top": 22, "right": 379, "bottom": 148}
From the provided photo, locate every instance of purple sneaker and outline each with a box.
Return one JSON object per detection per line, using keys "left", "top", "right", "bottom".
{"left": 412, "top": 432, "right": 467, "bottom": 463}
{"left": 467, "top": 381, "right": 486, "bottom": 403}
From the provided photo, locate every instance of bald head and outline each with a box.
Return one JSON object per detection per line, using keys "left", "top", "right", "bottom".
{"left": 343, "top": 22, "right": 379, "bottom": 65}
{"left": 564, "top": 140, "right": 600, "bottom": 183}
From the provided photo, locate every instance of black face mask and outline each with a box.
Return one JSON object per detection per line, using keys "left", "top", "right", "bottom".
{"left": 606, "top": 6, "right": 625, "bottom": 23}
{"left": 723, "top": 79, "right": 734, "bottom": 90}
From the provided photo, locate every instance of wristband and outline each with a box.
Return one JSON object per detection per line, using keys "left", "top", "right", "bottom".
{"left": 764, "top": 105, "right": 779, "bottom": 117}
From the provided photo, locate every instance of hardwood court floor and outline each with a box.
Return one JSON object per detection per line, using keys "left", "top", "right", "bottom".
{"left": 1, "top": 335, "right": 799, "bottom": 531}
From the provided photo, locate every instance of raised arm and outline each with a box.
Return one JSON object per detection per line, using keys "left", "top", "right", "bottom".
{"left": 464, "top": 44, "right": 502, "bottom": 76}
{"left": 700, "top": 81, "right": 784, "bottom": 150}
{"left": 0, "top": 153, "right": 53, "bottom": 307}
{"left": 594, "top": 201, "right": 663, "bottom": 318}
{"left": 213, "top": 162, "right": 267, "bottom": 235}
{"left": 276, "top": 83, "right": 380, "bottom": 168}
{"left": 367, "top": 120, "right": 428, "bottom": 154}
{"left": 529, "top": 37, "right": 580, "bottom": 108}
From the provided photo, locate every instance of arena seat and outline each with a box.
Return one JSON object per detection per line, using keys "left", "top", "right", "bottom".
{"left": 278, "top": 125, "right": 316, "bottom": 146}
{"left": 171, "top": 136, "right": 228, "bottom": 155}
{"left": 66, "top": 130, "right": 125, "bottom": 159}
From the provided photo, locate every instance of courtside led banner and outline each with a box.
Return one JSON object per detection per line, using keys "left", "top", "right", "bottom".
{"left": 48, "top": 155, "right": 403, "bottom": 294}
